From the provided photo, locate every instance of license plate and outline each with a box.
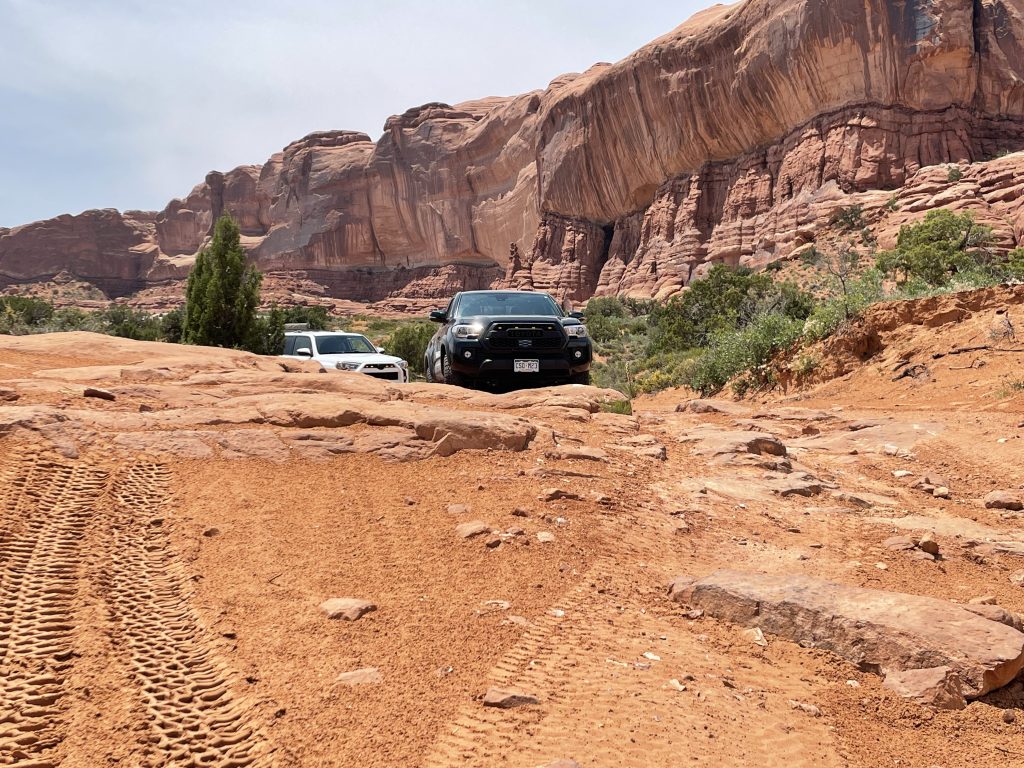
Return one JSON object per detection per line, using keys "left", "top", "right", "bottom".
{"left": 514, "top": 359, "right": 540, "bottom": 373}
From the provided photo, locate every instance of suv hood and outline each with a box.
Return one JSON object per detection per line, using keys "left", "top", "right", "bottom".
{"left": 317, "top": 353, "right": 404, "bottom": 365}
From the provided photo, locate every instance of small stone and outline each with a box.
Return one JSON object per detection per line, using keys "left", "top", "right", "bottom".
{"left": 893, "top": 470, "right": 913, "bottom": 478}
{"left": 788, "top": 700, "right": 822, "bottom": 717}
{"left": 916, "top": 534, "right": 940, "bottom": 556}
{"left": 511, "top": 507, "right": 530, "bottom": 517}
{"left": 202, "top": 527, "right": 221, "bottom": 538}
{"left": 883, "top": 444, "right": 900, "bottom": 456}
{"left": 536, "top": 531, "right": 555, "bottom": 543}
{"left": 642, "top": 651, "right": 661, "bottom": 661}
{"left": 336, "top": 667, "right": 381, "bottom": 685}
{"left": 983, "top": 491, "right": 1024, "bottom": 511}
{"left": 932, "top": 486, "right": 951, "bottom": 499}
{"left": 743, "top": 627, "right": 768, "bottom": 647}
{"left": 541, "top": 488, "right": 581, "bottom": 502}
{"left": 83, "top": 387, "right": 116, "bottom": 401}
{"left": 456, "top": 521, "right": 491, "bottom": 539}
{"left": 1003, "top": 710, "right": 1016, "bottom": 724}
{"left": 875, "top": 562, "right": 889, "bottom": 570}
{"left": 668, "top": 679, "right": 687, "bottom": 692}
{"left": 482, "top": 687, "right": 539, "bottom": 708}
{"left": 319, "top": 598, "right": 376, "bottom": 621}
{"left": 404, "top": 497, "right": 417, "bottom": 506}
{"left": 1010, "top": 570, "right": 1024, "bottom": 587}
{"left": 485, "top": 537, "right": 502, "bottom": 549}
{"left": 968, "top": 596, "right": 997, "bottom": 605}
{"left": 884, "top": 535, "right": 916, "bottom": 552}
{"left": 448, "top": 503, "right": 472, "bottom": 515}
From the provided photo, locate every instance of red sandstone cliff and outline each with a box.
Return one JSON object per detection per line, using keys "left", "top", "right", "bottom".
{"left": 3, "top": 0, "right": 1024, "bottom": 305}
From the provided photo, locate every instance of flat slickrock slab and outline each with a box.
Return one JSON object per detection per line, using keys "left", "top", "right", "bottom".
{"left": 675, "top": 570, "right": 1024, "bottom": 699}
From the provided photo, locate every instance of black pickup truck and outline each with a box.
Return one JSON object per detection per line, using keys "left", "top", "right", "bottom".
{"left": 424, "top": 290, "right": 592, "bottom": 389}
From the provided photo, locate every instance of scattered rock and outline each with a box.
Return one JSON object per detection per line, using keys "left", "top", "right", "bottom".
{"left": 0, "top": 388, "right": 19, "bottom": 402}
{"left": 743, "top": 627, "right": 768, "bottom": 647}
{"left": 984, "top": 490, "right": 1024, "bottom": 511}
{"left": 882, "top": 667, "right": 966, "bottom": 710}
{"left": 541, "top": 488, "right": 582, "bottom": 502}
{"left": 448, "top": 503, "right": 472, "bottom": 515}
{"left": 677, "top": 570, "right": 1024, "bottom": 699}
{"left": 932, "top": 486, "right": 951, "bottom": 499}
{"left": 536, "top": 531, "right": 555, "bottom": 543}
{"left": 202, "top": 527, "right": 221, "bottom": 538}
{"left": 893, "top": 470, "right": 913, "bottom": 478}
{"left": 683, "top": 428, "right": 787, "bottom": 457}
{"left": 916, "top": 533, "right": 940, "bottom": 556}
{"left": 969, "top": 596, "right": 997, "bottom": 605}
{"left": 1011, "top": 571, "right": 1024, "bottom": 587}
{"left": 884, "top": 535, "right": 916, "bottom": 552}
{"left": 1003, "top": 710, "right": 1017, "bottom": 724}
{"left": 788, "top": 700, "right": 822, "bottom": 717}
{"left": 83, "top": 387, "right": 116, "bottom": 401}
{"left": 456, "top": 521, "right": 491, "bottom": 539}
{"left": 319, "top": 598, "right": 377, "bottom": 621}
{"left": 544, "top": 446, "right": 609, "bottom": 462}
{"left": 482, "top": 687, "right": 539, "bottom": 708}
{"left": 336, "top": 667, "right": 382, "bottom": 685}
{"left": 511, "top": 507, "right": 530, "bottom": 517}
{"left": 677, "top": 399, "right": 750, "bottom": 416}
{"left": 537, "top": 760, "right": 581, "bottom": 768}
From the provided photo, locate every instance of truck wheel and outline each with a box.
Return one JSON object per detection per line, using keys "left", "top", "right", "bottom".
{"left": 569, "top": 371, "right": 591, "bottom": 386}
{"left": 442, "top": 351, "right": 469, "bottom": 388}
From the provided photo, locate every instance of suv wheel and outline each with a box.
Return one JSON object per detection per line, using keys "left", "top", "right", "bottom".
{"left": 424, "top": 353, "right": 435, "bottom": 383}
{"left": 442, "top": 350, "right": 470, "bottom": 388}
{"left": 569, "top": 371, "right": 591, "bottom": 386}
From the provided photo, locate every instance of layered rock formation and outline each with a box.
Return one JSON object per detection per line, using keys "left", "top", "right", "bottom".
{"left": 3, "top": 0, "right": 1024, "bottom": 305}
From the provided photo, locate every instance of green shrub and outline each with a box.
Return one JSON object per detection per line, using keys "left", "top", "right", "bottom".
{"left": 947, "top": 166, "right": 963, "bottom": 182}
{"left": 283, "top": 305, "right": 330, "bottom": 330}
{"left": 683, "top": 312, "right": 804, "bottom": 396}
{"left": 647, "top": 265, "right": 812, "bottom": 354}
{"left": 383, "top": 322, "right": 435, "bottom": 376}
{"left": 876, "top": 209, "right": 993, "bottom": 286}
{"left": 830, "top": 204, "right": 865, "bottom": 232}
{"left": 101, "top": 305, "right": 162, "bottom": 341}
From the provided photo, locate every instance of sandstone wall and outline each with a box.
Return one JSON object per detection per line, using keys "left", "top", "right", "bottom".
{"left": 3, "top": 0, "right": 1024, "bottom": 303}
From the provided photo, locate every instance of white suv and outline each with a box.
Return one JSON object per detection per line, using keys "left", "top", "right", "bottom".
{"left": 282, "top": 331, "right": 409, "bottom": 382}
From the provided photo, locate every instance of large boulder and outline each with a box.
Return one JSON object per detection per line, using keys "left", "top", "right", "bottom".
{"left": 673, "top": 570, "right": 1024, "bottom": 700}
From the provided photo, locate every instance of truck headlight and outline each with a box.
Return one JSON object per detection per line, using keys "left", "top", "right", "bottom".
{"left": 337, "top": 362, "right": 360, "bottom": 371}
{"left": 453, "top": 323, "right": 483, "bottom": 340}
{"left": 565, "top": 325, "right": 588, "bottom": 338}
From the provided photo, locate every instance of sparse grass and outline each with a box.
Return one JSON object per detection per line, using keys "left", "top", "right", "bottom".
{"left": 599, "top": 399, "right": 633, "bottom": 416}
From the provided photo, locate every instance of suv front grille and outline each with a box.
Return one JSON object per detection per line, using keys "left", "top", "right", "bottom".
{"left": 485, "top": 322, "right": 564, "bottom": 351}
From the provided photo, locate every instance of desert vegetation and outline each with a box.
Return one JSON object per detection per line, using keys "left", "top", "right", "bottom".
{"left": 3, "top": 209, "right": 1024, "bottom": 396}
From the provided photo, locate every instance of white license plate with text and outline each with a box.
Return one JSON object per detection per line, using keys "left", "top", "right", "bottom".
{"left": 514, "top": 359, "right": 540, "bottom": 373}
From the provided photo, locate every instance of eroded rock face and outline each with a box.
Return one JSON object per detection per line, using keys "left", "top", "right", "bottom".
{"left": 675, "top": 570, "right": 1024, "bottom": 700}
{"left": 4, "top": 0, "right": 1024, "bottom": 303}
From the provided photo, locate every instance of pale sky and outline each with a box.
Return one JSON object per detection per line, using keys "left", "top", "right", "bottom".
{"left": 0, "top": 0, "right": 713, "bottom": 228}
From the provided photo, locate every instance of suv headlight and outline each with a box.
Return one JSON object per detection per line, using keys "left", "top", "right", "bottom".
{"left": 453, "top": 323, "right": 483, "bottom": 340}
{"left": 336, "top": 362, "right": 360, "bottom": 371}
{"left": 396, "top": 360, "right": 408, "bottom": 369}
{"left": 565, "top": 324, "right": 588, "bottom": 338}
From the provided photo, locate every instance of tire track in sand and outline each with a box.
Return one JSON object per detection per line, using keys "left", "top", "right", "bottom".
{"left": 0, "top": 452, "right": 108, "bottom": 767}
{"left": 100, "top": 462, "right": 275, "bottom": 768}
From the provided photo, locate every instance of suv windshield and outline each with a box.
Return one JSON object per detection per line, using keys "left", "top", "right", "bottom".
{"left": 457, "top": 292, "right": 562, "bottom": 318}
{"left": 315, "top": 335, "right": 376, "bottom": 355}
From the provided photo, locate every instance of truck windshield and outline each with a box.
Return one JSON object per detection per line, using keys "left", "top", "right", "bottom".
{"left": 315, "top": 335, "right": 376, "bottom": 354}
{"left": 457, "top": 293, "right": 562, "bottom": 318}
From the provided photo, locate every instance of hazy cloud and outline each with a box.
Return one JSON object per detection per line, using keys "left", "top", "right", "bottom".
{"left": 0, "top": 0, "right": 709, "bottom": 226}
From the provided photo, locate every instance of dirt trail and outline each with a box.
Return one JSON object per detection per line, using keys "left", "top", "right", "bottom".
{"left": 1, "top": 310, "right": 1023, "bottom": 766}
